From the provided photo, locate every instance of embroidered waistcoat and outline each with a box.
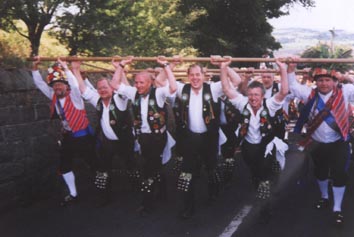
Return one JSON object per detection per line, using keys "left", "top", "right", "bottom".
{"left": 50, "top": 94, "right": 89, "bottom": 133}
{"left": 133, "top": 87, "right": 167, "bottom": 135}
{"left": 96, "top": 95, "right": 133, "bottom": 137}
{"left": 178, "top": 83, "right": 220, "bottom": 132}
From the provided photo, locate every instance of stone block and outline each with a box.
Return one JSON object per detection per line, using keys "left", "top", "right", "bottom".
{"left": 0, "top": 141, "right": 27, "bottom": 163}
{"left": 0, "top": 162, "right": 24, "bottom": 183}
{"left": 34, "top": 104, "right": 50, "bottom": 120}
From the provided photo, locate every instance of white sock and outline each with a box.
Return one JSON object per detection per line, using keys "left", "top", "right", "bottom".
{"left": 62, "top": 171, "right": 77, "bottom": 197}
{"left": 317, "top": 179, "right": 329, "bottom": 199}
{"left": 332, "top": 186, "right": 345, "bottom": 212}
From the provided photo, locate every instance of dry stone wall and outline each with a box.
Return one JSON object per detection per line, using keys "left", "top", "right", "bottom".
{"left": 0, "top": 68, "right": 96, "bottom": 211}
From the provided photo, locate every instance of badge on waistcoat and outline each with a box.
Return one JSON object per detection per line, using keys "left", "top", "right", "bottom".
{"left": 205, "top": 116, "right": 210, "bottom": 124}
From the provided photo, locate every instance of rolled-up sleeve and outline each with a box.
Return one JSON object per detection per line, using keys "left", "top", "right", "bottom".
{"left": 288, "top": 72, "right": 311, "bottom": 103}
{"left": 229, "top": 93, "right": 248, "bottom": 111}
{"left": 32, "top": 70, "right": 53, "bottom": 99}
{"left": 82, "top": 87, "right": 100, "bottom": 107}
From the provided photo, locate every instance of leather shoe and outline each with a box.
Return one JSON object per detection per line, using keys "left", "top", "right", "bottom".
{"left": 314, "top": 198, "right": 329, "bottom": 209}
{"left": 334, "top": 211, "right": 344, "bottom": 226}
{"left": 60, "top": 195, "right": 78, "bottom": 207}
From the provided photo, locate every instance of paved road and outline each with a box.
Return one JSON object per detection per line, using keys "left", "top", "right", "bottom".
{"left": 1, "top": 135, "right": 354, "bottom": 237}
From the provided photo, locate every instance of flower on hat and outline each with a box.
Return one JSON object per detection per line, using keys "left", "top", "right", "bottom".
{"left": 46, "top": 63, "right": 68, "bottom": 86}
{"left": 311, "top": 67, "right": 338, "bottom": 81}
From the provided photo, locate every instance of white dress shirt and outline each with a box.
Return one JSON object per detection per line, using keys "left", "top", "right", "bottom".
{"left": 82, "top": 87, "right": 130, "bottom": 140}
{"left": 32, "top": 69, "right": 85, "bottom": 131}
{"left": 118, "top": 84, "right": 172, "bottom": 134}
{"left": 230, "top": 93, "right": 283, "bottom": 144}
{"left": 288, "top": 72, "right": 354, "bottom": 143}
{"left": 176, "top": 81, "right": 224, "bottom": 133}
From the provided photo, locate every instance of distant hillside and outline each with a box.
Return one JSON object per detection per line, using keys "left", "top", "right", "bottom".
{"left": 272, "top": 28, "right": 354, "bottom": 56}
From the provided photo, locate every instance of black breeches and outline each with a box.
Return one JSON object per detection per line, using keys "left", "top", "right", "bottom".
{"left": 59, "top": 133, "right": 96, "bottom": 174}
{"left": 310, "top": 140, "right": 350, "bottom": 187}
{"left": 220, "top": 124, "right": 238, "bottom": 158}
{"left": 96, "top": 132, "right": 135, "bottom": 173}
{"left": 138, "top": 133, "right": 167, "bottom": 179}
{"left": 241, "top": 140, "right": 274, "bottom": 182}
{"left": 180, "top": 129, "right": 219, "bottom": 176}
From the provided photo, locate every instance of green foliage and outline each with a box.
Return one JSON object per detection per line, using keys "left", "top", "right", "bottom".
{"left": 177, "top": 0, "right": 314, "bottom": 64}
{"left": 0, "top": 0, "right": 70, "bottom": 56}
{"left": 51, "top": 0, "right": 194, "bottom": 62}
{"left": 0, "top": 0, "right": 315, "bottom": 66}
{"left": 300, "top": 43, "right": 353, "bottom": 72}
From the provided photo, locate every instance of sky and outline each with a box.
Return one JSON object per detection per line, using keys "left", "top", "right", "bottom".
{"left": 268, "top": 0, "right": 354, "bottom": 32}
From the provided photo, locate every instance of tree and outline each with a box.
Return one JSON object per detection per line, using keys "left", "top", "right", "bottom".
{"left": 52, "top": 0, "right": 193, "bottom": 58}
{"left": 51, "top": 0, "right": 131, "bottom": 56}
{"left": 300, "top": 42, "right": 353, "bottom": 72}
{"left": 178, "top": 0, "right": 315, "bottom": 61}
{"left": 0, "top": 0, "right": 73, "bottom": 56}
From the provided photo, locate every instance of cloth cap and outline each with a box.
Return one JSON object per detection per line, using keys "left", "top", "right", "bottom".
{"left": 46, "top": 63, "right": 68, "bottom": 86}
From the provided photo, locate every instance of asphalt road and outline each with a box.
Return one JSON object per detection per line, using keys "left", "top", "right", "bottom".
{"left": 1, "top": 134, "right": 354, "bottom": 237}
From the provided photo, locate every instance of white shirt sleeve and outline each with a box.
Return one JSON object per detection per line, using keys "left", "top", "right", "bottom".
{"left": 266, "top": 96, "right": 284, "bottom": 117}
{"left": 210, "top": 81, "right": 224, "bottom": 102}
{"left": 118, "top": 83, "right": 137, "bottom": 101}
{"left": 288, "top": 72, "right": 311, "bottom": 103}
{"left": 229, "top": 93, "right": 248, "bottom": 111}
{"left": 81, "top": 87, "right": 100, "bottom": 107}
{"left": 156, "top": 84, "right": 175, "bottom": 107}
{"left": 32, "top": 70, "right": 53, "bottom": 99}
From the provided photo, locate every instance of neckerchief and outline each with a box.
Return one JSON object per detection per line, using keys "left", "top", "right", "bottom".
{"left": 297, "top": 87, "right": 349, "bottom": 147}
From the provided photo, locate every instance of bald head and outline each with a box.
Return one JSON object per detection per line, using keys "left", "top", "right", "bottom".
{"left": 135, "top": 70, "right": 153, "bottom": 95}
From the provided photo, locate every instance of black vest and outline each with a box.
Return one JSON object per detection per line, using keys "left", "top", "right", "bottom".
{"left": 133, "top": 87, "right": 167, "bottom": 135}
{"left": 239, "top": 99, "right": 281, "bottom": 145}
{"left": 177, "top": 83, "right": 220, "bottom": 132}
{"left": 220, "top": 96, "right": 242, "bottom": 131}
{"left": 96, "top": 95, "right": 133, "bottom": 137}
{"left": 270, "top": 82, "right": 287, "bottom": 139}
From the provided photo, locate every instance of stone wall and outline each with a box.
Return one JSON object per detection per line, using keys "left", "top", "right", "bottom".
{"left": 0, "top": 68, "right": 97, "bottom": 211}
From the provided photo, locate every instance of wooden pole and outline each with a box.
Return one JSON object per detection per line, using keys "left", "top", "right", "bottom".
{"left": 26, "top": 56, "right": 354, "bottom": 64}
{"left": 82, "top": 68, "right": 313, "bottom": 74}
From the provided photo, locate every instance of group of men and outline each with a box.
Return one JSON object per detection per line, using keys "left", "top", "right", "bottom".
{"left": 31, "top": 55, "right": 353, "bottom": 225}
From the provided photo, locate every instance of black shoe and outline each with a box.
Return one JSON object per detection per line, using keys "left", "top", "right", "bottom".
{"left": 178, "top": 208, "right": 194, "bottom": 220}
{"left": 314, "top": 198, "right": 329, "bottom": 209}
{"left": 60, "top": 195, "right": 78, "bottom": 207}
{"left": 137, "top": 205, "right": 151, "bottom": 217}
{"left": 334, "top": 211, "right": 344, "bottom": 225}
{"left": 258, "top": 205, "right": 272, "bottom": 224}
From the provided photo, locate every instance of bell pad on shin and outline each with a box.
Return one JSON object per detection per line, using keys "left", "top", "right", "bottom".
{"left": 94, "top": 172, "right": 109, "bottom": 190}
{"left": 177, "top": 172, "right": 192, "bottom": 192}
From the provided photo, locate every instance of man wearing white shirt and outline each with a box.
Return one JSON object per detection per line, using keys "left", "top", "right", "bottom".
{"left": 110, "top": 56, "right": 177, "bottom": 215}
{"left": 288, "top": 62, "right": 354, "bottom": 226}
{"left": 220, "top": 57, "right": 288, "bottom": 223}
{"left": 71, "top": 60, "right": 137, "bottom": 206}
{"left": 173, "top": 62, "right": 225, "bottom": 219}
{"left": 31, "top": 57, "right": 96, "bottom": 207}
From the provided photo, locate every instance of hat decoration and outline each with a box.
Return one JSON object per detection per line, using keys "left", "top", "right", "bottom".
{"left": 46, "top": 63, "right": 68, "bottom": 86}
{"left": 311, "top": 67, "right": 338, "bottom": 81}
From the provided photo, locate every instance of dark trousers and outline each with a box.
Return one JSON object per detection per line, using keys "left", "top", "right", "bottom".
{"left": 179, "top": 129, "right": 219, "bottom": 211}
{"left": 220, "top": 123, "right": 238, "bottom": 158}
{"left": 138, "top": 133, "right": 167, "bottom": 179}
{"left": 138, "top": 132, "right": 167, "bottom": 209}
{"left": 181, "top": 129, "right": 219, "bottom": 175}
{"left": 96, "top": 130, "right": 135, "bottom": 173}
{"left": 59, "top": 133, "right": 96, "bottom": 174}
{"left": 310, "top": 140, "right": 350, "bottom": 187}
{"left": 241, "top": 140, "right": 274, "bottom": 184}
